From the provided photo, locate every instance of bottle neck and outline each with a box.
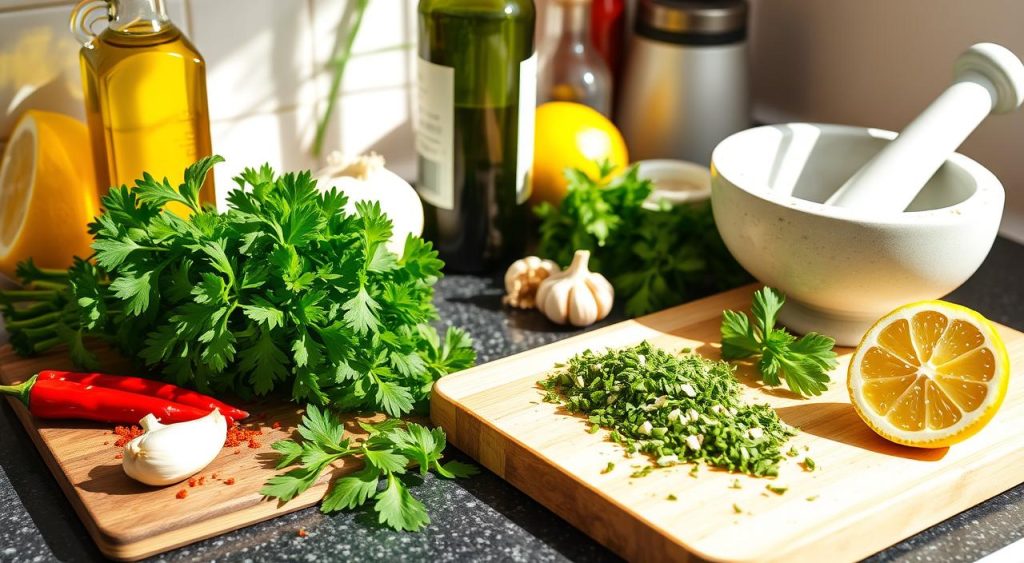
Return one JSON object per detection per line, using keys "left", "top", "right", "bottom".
{"left": 556, "top": 0, "right": 592, "bottom": 48}
{"left": 108, "top": 0, "right": 171, "bottom": 34}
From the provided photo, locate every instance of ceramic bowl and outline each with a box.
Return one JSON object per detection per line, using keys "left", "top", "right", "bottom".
{"left": 710, "top": 123, "right": 1004, "bottom": 346}
{"left": 635, "top": 159, "right": 711, "bottom": 210}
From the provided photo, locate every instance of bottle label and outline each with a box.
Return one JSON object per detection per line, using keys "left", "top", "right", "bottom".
{"left": 415, "top": 57, "right": 455, "bottom": 210}
{"left": 516, "top": 52, "right": 538, "bottom": 204}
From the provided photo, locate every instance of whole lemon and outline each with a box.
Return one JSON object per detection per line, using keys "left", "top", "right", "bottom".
{"left": 531, "top": 102, "right": 628, "bottom": 207}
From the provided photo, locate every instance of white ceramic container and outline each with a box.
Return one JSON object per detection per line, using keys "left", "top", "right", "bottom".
{"left": 636, "top": 159, "right": 711, "bottom": 210}
{"left": 710, "top": 123, "right": 1004, "bottom": 346}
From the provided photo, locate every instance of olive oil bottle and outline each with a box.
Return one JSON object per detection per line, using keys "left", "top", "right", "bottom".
{"left": 72, "top": 0, "right": 215, "bottom": 214}
{"left": 417, "top": 0, "right": 536, "bottom": 272}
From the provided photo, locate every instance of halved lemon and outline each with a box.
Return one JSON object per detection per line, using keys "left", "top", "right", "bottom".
{"left": 0, "top": 110, "right": 98, "bottom": 279}
{"left": 848, "top": 301, "right": 1010, "bottom": 448}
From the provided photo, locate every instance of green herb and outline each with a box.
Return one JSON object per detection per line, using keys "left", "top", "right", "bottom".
{"left": 733, "top": 503, "right": 743, "bottom": 514}
{"left": 0, "top": 158, "right": 475, "bottom": 415}
{"left": 803, "top": 457, "right": 816, "bottom": 472}
{"left": 540, "top": 342, "right": 796, "bottom": 476}
{"left": 765, "top": 484, "right": 788, "bottom": 495}
{"left": 787, "top": 446, "right": 800, "bottom": 457}
{"left": 631, "top": 466, "right": 653, "bottom": 478}
{"left": 588, "top": 423, "right": 600, "bottom": 434}
{"left": 721, "top": 287, "right": 837, "bottom": 397}
{"left": 602, "top": 462, "right": 615, "bottom": 474}
{"left": 689, "top": 464, "right": 699, "bottom": 477}
{"left": 667, "top": 494, "right": 678, "bottom": 501}
{"left": 535, "top": 164, "right": 748, "bottom": 316}
{"left": 261, "top": 404, "right": 477, "bottom": 531}
{"left": 729, "top": 479, "right": 742, "bottom": 489}
{"left": 806, "top": 494, "right": 819, "bottom": 502}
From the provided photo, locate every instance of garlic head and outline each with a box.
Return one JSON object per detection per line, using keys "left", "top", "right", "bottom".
{"left": 535, "top": 250, "right": 614, "bottom": 327}
{"left": 314, "top": 151, "right": 424, "bottom": 255}
{"left": 122, "top": 409, "right": 227, "bottom": 487}
{"left": 503, "top": 256, "right": 560, "bottom": 309}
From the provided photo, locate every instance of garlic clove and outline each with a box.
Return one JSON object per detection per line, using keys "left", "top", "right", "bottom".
{"left": 568, "top": 281, "right": 600, "bottom": 326}
{"left": 122, "top": 409, "right": 227, "bottom": 487}
{"left": 585, "top": 274, "right": 615, "bottom": 320}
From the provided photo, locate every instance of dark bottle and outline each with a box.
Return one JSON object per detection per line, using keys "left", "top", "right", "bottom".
{"left": 416, "top": 0, "right": 537, "bottom": 272}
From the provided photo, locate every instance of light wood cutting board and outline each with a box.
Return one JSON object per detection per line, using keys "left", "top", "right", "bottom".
{"left": 431, "top": 284, "right": 1024, "bottom": 563}
{"left": 0, "top": 345, "right": 380, "bottom": 561}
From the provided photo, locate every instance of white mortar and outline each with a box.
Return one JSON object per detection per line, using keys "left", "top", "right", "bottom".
{"left": 710, "top": 123, "right": 1004, "bottom": 346}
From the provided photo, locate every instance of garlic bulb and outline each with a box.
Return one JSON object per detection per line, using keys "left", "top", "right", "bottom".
{"left": 314, "top": 151, "right": 424, "bottom": 255}
{"left": 535, "top": 250, "right": 614, "bottom": 327}
{"left": 122, "top": 409, "right": 227, "bottom": 486}
{"left": 503, "top": 256, "right": 560, "bottom": 309}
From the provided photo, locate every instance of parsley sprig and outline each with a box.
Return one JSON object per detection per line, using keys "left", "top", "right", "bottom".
{"left": 0, "top": 157, "right": 476, "bottom": 415}
{"left": 261, "top": 405, "right": 477, "bottom": 531}
{"left": 720, "top": 287, "right": 838, "bottom": 397}
{"left": 535, "top": 163, "right": 748, "bottom": 316}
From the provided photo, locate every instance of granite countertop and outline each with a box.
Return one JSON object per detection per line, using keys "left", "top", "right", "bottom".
{"left": 1, "top": 237, "right": 1023, "bottom": 563}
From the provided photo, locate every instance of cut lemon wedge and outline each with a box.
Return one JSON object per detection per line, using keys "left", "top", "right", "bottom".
{"left": 0, "top": 110, "right": 98, "bottom": 279}
{"left": 848, "top": 301, "right": 1010, "bottom": 448}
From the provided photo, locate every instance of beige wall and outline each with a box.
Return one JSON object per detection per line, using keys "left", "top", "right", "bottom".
{"left": 748, "top": 0, "right": 1024, "bottom": 242}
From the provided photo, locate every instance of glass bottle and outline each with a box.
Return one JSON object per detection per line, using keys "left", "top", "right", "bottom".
{"left": 417, "top": 0, "right": 537, "bottom": 272}
{"left": 543, "top": 0, "right": 612, "bottom": 116}
{"left": 590, "top": 0, "right": 625, "bottom": 84}
{"left": 71, "top": 0, "right": 215, "bottom": 215}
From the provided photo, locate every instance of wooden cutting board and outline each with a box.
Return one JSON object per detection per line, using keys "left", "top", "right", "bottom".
{"left": 432, "top": 284, "right": 1024, "bottom": 563}
{"left": 0, "top": 345, "right": 379, "bottom": 561}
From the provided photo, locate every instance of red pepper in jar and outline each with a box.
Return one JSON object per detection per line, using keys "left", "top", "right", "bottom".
{"left": 0, "top": 373, "right": 244, "bottom": 425}
{"left": 35, "top": 370, "right": 249, "bottom": 422}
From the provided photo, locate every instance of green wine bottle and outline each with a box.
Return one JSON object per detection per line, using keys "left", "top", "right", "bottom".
{"left": 417, "top": 0, "right": 536, "bottom": 272}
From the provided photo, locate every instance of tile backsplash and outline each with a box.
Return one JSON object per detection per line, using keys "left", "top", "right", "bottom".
{"left": 0, "top": 0, "right": 417, "bottom": 208}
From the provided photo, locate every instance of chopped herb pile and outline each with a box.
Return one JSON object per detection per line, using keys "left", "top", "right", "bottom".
{"left": 261, "top": 405, "right": 477, "bottom": 531}
{"left": 535, "top": 163, "right": 748, "bottom": 316}
{"left": 721, "top": 287, "right": 838, "bottom": 397}
{"left": 540, "top": 342, "right": 796, "bottom": 476}
{"left": 0, "top": 157, "right": 475, "bottom": 415}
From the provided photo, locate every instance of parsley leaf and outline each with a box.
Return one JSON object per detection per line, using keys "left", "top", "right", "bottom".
{"left": 263, "top": 404, "right": 476, "bottom": 532}
{"left": 721, "top": 287, "right": 838, "bottom": 397}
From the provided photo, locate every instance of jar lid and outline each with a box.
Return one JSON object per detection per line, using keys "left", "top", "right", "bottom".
{"left": 636, "top": 0, "right": 747, "bottom": 45}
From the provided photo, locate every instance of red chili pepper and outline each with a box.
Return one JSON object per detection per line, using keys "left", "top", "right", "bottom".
{"left": 0, "top": 375, "right": 211, "bottom": 425}
{"left": 35, "top": 370, "right": 249, "bottom": 422}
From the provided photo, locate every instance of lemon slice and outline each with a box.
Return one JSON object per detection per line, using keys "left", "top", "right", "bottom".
{"left": 848, "top": 301, "right": 1010, "bottom": 448}
{"left": 0, "top": 110, "right": 98, "bottom": 279}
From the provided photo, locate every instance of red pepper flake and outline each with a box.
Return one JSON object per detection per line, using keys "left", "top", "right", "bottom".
{"left": 272, "top": 421, "right": 281, "bottom": 429}
{"left": 176, "top": 489, "right": 188, "bottom": 499}
{"left": 297, "top": 528, "right": 308, "bottom": 538}
{"left": 114, "top": 453, "right": 123, "bottom": 459}
{"left": 198, "top": 476, "right": 206, "bottom": 486}
{"left": 233, "top": 449, "right": 241, "bottom": 455}
{"left": 103, "top": 441, "right": 110, "bottom": 445}
{"left": 188, "top": 477, "right": 197, "bottom": 487}
{"left": 212, "top": 473, "right": 219, "bottom": 479}
{"left": 113, "top": 425, "right": 144, "bottom": 447}
{"left": 248, "top": 438, "right": 261, "bottom": 449}
{"left": 225, "top": 425, "right": 264, "bottom": 448}
{"left": 224, "top": 478, "right": 235, "bottom": 485}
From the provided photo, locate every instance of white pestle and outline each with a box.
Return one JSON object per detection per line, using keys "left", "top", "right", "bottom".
{"left": 825, "top": 43, "right": 1024, "bottom": 212}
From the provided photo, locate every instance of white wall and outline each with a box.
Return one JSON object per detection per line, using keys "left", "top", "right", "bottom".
{"left": 0, "top": 0, "right": 417, "bottom": 209}
{"left": 747, "top": 0, "right": 1024, "bottom": 243}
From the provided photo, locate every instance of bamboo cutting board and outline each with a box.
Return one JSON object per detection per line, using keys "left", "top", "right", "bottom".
{"left": 0, "top": 346, "right": 380, "bottom": 561}
{"left": 432, "top": 284, "right": 1024, "bottom": 563}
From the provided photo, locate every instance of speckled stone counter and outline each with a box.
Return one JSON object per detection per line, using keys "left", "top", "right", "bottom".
{"left": 1, "top": 237, "right": 1022, "bottom": 563}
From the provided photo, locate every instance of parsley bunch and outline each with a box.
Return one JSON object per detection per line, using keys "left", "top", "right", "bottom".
{"left": 720, "top": 287, "right": 838, "bottom": 397}
{"left": 535, "top": 163, "right": 748, "bottom": 316}
{"left": 0, "top": 157, "right": 475, "bottom": 415}
{"left": 541, "top": 342, "right": 796, "bottom": 476}
{"left": 261, "top": 405, "right": 477, "bottom": 531}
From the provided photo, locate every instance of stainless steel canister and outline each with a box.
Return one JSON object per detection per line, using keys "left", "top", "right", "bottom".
{"left": 617, "top": 0, "right": 749, "bottom": 165}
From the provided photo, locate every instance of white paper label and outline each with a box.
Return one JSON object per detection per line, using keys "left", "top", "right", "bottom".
{"left": 415, "top": 57, "right": 455, "bottom": 210}
{"left": 516, "top": 52, "right": 538, "bottom": 204}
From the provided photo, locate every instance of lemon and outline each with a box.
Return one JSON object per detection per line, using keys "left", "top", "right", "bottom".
{"left": 847, "top": 301, "right": 1010, "bottom": 448}
{"left": 531, "top": 102, "right": 629, "bottom": 207}
{"left": 0, "top": 110, "right": 99, "bottom": 279}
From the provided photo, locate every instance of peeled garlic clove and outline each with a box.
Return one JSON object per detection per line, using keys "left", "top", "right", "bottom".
{"left": 122, "top": 409, "right": 227, "bottom": 487}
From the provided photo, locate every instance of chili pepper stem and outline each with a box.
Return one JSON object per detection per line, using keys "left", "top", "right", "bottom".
{"left": 0, "top": 375, "right": 36, "bottom": 408}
